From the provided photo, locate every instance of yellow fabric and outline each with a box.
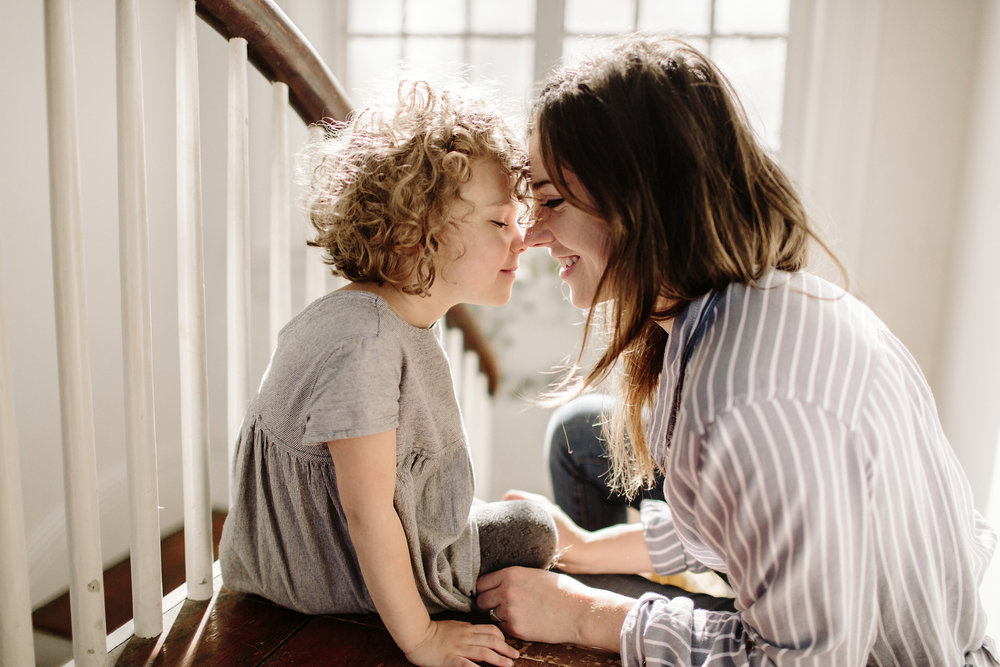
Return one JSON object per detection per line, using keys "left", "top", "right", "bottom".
{"left": 641, "top": 570, "right": 735, "bottom": 599}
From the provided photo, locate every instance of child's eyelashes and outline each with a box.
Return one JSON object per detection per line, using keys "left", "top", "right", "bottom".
{"left": 491, "top": 220, "right": 509, "bottom": 228}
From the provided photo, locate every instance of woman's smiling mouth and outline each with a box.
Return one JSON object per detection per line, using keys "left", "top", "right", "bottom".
{"left": 558, "top": 255, "right": 580, "bottom": 276}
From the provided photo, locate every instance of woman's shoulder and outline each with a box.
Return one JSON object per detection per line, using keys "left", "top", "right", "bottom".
{"left": 718, "top": 270, "right": 878, "bottom": 348}
{"left": 690, "top": 271, "right": 882, "bottom": 423}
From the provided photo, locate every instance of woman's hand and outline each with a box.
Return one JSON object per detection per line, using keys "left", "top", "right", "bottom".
{"left": 403, "top": 619, "right": 519, "bottom": 667}
{"left": 475, "top": 566, "right": 635, "bottom": 652}
{"left": 501, "top": 489, "right": 654, "bottom": 574}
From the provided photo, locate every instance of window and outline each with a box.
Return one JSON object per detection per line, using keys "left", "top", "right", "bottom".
{"left": 561, "top": 0, "right": 790, "bottom": 148}
{"left": 341, "top": 0, "right": 790, "bottom": 148}
{"left": 344, "top": 0, "right": 536, "bottom": 115}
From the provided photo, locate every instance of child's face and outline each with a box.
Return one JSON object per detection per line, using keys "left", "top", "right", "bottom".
{"left": 436, "top": 158, "right": 525, "bottom": 307}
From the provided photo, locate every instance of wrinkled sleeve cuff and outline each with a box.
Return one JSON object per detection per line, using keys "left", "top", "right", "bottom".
{"left": 640, "top": 499, "right": 705, "bottom": 575}
{"left": 621, "top": 592, "right": 747, "bottom": 666}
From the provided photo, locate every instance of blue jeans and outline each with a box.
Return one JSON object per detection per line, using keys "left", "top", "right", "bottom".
{"left": 546, "top": 393, "right": 666, "bottom": 531}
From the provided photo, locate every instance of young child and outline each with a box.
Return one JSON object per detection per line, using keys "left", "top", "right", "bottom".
{"left": 219, "top": 82, "right": 555, "bottom": 667}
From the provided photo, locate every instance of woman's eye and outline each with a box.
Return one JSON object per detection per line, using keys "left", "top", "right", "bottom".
{"left": 539, "top": 198, "right": 564, "bottom": 209}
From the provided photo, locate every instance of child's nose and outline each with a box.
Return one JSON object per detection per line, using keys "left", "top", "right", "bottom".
{"left": 512, "top": 225, "right": 528, "bottom": 253}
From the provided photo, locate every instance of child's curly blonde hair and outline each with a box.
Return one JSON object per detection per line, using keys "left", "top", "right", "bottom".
{"left": 304, "top": 81, "right": 527, "bottom": 296}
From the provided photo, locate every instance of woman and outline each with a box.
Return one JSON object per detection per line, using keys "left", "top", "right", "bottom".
{"left": 474, "top": 37, "right": 998, "bottom": 665}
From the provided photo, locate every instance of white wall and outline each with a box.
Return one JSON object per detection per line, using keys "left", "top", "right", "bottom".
{"left": 939, "top": 0, "right": 1000, "bottom": 515}
{"left": 938, "top": 0, "right": 1000, "bottom": 635}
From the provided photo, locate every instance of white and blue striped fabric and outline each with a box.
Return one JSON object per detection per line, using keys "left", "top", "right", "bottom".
{"left": 625, "top": 270, "right": 998, "bottom": 666}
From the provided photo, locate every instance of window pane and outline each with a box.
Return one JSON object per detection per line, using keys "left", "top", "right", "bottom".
{"left": 348, "top": 0, "right": 403, "bottom": 34}
{"left": 565, "top": 0, "right": 635, "bottom": 34}
{"left": 407, "top": 0, "right": 465, "bottom": 34}
{"left": 711, "top": 37, "right": 786, "bottom": 149}
{"left": 346, "top": 37, "right": 402, "bottom": 107}
{"left": 401, "top": 37, "right": 466, "bottom": 83}
{"left": 469, "top": 37, "right": 534, "bottom": 112}
{"left": 562, "top": 35, "right": 621, "bottom": 63}
{"left": 471, "top": 0, "right": 535, "bottom": 34}
{"left": 638, "top": 0, "right": 710, "bottom": 35}
{"left": 681, "top": 35, "right": 710, "bottom": 55}
{"left": 714, "top": 0, "right": 789, "bottom": 35}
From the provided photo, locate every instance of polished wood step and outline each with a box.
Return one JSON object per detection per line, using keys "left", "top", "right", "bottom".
{"left": 31, "top": 511, "right": 228, "bottom": 639}
{"left": 107, "top": 572, "right": 621, "bottom": 666}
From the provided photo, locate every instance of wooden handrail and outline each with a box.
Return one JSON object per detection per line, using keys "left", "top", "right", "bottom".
{"left": 445, "top": 308, "right": 499, "bottom": 396}
{"left": 195, "top": 0, "right": 351, "bottom": 125}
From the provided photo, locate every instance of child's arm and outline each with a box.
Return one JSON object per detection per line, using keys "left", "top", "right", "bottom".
{"left": 327, "top": 430, "right": 518, "bottom": 667}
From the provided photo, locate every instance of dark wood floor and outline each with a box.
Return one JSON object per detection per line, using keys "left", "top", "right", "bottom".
{"left": 32, "top": 511, "right": 621, "bottom": 665}
{"left": 107, "top": 574, "right": 621, "bottom": 666}
{"left": 32, "top": 511, "right": 229, "bottom": 639}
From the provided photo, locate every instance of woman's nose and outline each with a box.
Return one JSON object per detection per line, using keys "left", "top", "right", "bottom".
{"left": 524, "top": 220, "right": 553, "bottom": 247}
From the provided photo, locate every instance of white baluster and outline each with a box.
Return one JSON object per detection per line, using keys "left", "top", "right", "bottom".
{"left": 462, "top": 351, "right": 491, "bottom": 498}
{"left": 270, "top": 82, "right": 291, "bottom": 349}
{"left": 0, "top": 259, "right": 36, "bottom": 667}
{"left": 227, "top": 37, "right": 251, "bottom": 493}
{"left": 116, "top": 0, "right": 163, "bottom": 638}
{"left": 475, "top": 373, "right": 493, "bottom": 500}
{"left": 176, "top": 0, "right": 214, "bottom": 602}
{"left": 304, "top": 125, "right": 329, "bottom": 304}
{"left": 446, "top": 326, "right": 465, "bottom": 400}
{"left": 44, "top": 0, "right": 108, "bottom": 661}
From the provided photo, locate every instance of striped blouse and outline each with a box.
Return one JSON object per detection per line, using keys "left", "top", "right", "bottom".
{"left": 623, "top": 270, "right": 998, "bottom": 666}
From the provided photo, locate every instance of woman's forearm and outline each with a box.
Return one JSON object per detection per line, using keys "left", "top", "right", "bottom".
{"left": 577, "top": 589, "right": 636, "bottom": 652}
{"left": 561, "top": 521, "right": 655, "bottom": 574}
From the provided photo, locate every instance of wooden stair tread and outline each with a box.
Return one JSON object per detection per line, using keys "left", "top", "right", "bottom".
{"left": 32, "top": 511, "right": 228, "bottom": 639}
{"left": 108, "top": 575, "right": 620, "bottom": 666}
{"left": 35, "top": 509, "right": 623, "bottom": 664}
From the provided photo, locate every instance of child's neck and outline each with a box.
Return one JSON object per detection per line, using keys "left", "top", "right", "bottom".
{"left": 339, "top": 282, "right": 448, "bottom": 329}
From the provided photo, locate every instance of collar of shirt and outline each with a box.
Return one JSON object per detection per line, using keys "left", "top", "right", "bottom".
{"left": 646, "top": 290, "right": 721, "bottom": 466}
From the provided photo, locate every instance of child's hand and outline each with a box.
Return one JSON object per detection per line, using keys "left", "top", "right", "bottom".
{"left": 403, "top": 619, "right": 519, "bottom": 667}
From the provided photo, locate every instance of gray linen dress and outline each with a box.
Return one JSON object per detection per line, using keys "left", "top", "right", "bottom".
{"left": 219, "top": 290, "right": 480, "bottom": 614}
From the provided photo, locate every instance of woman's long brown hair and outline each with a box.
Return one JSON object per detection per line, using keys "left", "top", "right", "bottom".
{"left": 533, "top": 37, "right": 833, "bottom": 496}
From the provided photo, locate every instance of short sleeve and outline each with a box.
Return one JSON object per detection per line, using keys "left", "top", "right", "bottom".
{"left": 302, "top": 334, "right": 402, "bottom": 444}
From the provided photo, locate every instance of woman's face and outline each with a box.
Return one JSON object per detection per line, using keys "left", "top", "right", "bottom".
{"left": 526, "top": 135, "right": 612, "bottom": 310}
